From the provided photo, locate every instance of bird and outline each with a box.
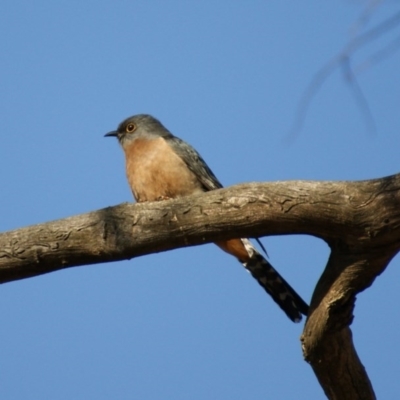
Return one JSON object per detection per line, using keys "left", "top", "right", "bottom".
{"left": 105, "top": 114, "right": 309, "bottom": 322}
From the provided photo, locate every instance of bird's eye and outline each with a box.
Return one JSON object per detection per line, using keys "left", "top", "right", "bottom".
{"left": 126, "top": 123, "right": 136, "bottom": 133}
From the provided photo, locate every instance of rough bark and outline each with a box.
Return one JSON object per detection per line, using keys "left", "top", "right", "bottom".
{"left": 1, "top": 174, "right": 400, "bottom": 399}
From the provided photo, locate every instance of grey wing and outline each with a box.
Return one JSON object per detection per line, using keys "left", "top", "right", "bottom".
{"left": 168, "top": 135, "right": 269, "bottom": 256}
{"left": 166, "top": 136, "right": 223, "bottom": 191}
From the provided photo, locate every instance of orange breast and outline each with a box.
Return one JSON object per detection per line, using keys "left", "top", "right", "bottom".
{"left": 123, "top": 137, "right": 204, "bottom": 202}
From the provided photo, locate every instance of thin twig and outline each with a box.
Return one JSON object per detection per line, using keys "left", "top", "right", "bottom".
{"left": 286, "top": 8, "right": 400, "bottom": 141}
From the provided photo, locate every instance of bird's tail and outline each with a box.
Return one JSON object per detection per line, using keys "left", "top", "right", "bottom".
{"left": 216, "top": 238, "right": 309, "bottom": 322}
{"left": 241, "top": 239, "right": 309, "bottom": 322}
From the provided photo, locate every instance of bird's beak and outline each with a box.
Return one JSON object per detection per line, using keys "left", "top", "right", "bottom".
{"left": 104, "top": 130, "right": 118, "bottom": 137}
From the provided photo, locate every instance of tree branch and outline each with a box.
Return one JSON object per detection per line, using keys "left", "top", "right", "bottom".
{"left": 1, "top": 174, "right": 400, "bottom": 399}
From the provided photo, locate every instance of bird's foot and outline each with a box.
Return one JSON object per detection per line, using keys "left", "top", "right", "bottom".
{"left": 156, "top": 195, "right": 171, "bottom": 201}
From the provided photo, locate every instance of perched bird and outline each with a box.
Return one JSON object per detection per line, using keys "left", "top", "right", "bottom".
{"left": 105, "top": 114, "right": 309, "bottom": 322}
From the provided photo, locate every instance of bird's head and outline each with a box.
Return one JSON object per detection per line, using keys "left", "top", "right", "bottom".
{"left": 104, "top": 114, "right": 171, "bottom": 147}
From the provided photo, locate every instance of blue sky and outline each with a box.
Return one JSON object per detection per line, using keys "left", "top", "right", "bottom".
{"left": 1, "top": 1, "right": 399, "bottom": 399}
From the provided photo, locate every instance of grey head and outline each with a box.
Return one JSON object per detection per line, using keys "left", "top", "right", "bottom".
{"left": 104, "top": 114, "right": 172, "bottom": 147}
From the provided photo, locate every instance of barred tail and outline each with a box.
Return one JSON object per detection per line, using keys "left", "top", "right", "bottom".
{"left": 241, "top": 239, "right": 309, "bottom": 323}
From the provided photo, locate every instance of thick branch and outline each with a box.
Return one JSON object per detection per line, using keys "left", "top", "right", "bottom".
{"left": 301, "top": 251, "right": 393, "bottom": 400}
{"left": 1, "top": 175, "right": 399, "bottom": 283}
{"left": 1, "top": 174, "right": 400, "bottom": 399}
